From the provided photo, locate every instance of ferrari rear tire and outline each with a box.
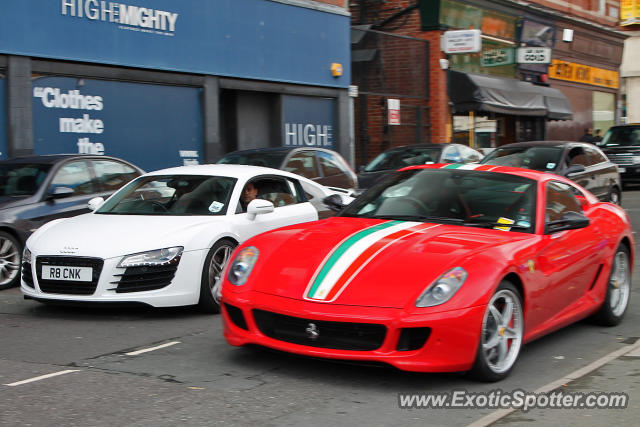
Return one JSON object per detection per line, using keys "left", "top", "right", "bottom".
{"left": 198, "top": 238, "right": 237, "bottom": 314}
{"left": 0, "top": 231, "right": 22, "bottom": 290}
{"left": 470, "top": 281, "right": 524, "bottom": 382}
{"left": 593, "top": 244, "right": 631, "bottom": 326}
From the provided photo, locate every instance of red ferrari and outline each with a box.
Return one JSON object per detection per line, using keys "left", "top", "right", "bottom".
{"left": 219, "top": 164, "right": 633, "bottom": 381}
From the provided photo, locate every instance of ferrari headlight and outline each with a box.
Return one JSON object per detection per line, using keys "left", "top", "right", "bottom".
{"left": 228, "top": 246, "right": 259, "bottom": 286}
{"left": 415, "top": 267, "right": 467, "bottom": 307}
{"left": 22, "top": 246, "right": 32, "bottom": 263}
{"left": 118, "top": 246, "right": 183, "bottom": 268}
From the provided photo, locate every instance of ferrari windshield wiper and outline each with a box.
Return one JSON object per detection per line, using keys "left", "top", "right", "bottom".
{"left": 464, "top": 221, "right": 530, "bottom": 230}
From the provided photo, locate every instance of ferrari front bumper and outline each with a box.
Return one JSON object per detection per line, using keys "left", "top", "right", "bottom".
{"left": 221, "top": 290, "right": 486, "bottom": 373}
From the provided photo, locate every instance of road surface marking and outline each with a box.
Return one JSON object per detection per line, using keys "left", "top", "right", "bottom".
{"left": 467, "top": 338, "right": 640, "bottom": 427}
{"left": 125, "top": 341, "right": 180, "bottom": 356}
{"left": 5, "top": 369, "right": 81, "bottom": 387}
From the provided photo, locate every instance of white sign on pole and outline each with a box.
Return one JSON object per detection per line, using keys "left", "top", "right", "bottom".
{"left": 388, "top": 98, "right": 400, "bottom": 125}
{"left": 516, "top": 47, "right": 552, "bottom": 64}
{"left": 441, "top": 29, "right": 482, "bottom": 54}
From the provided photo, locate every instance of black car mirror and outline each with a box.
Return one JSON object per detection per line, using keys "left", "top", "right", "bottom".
{"left": 565, "top": 164, "right": 586, "bottom": 177}
{"left": 545, "top": 211, "right": 590, "bottom": 234}
{"left": 323, "top": 194, "right": 346, "bottom": 211}
{"left": 47, "top": 186, "right": 74, "bottom": 200}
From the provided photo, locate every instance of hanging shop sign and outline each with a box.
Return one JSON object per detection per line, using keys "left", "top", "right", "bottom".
{"left": 516, "top": 47, "right": 551, "bottom": 64}
{"left": 621, "top": 0, "right": 640, "bottom": 26}
{"left": 282, "top": 96, "right": 334, "bottom": 148}
{"left": 442, "top": 29, "right": 482, "bottom": 54}
{"left": 548, "top": 60, "right": 619, "bottom": 89}
{"left": 32, "top": 76, "right": 203, "bottom": 171}
{"left": 481, "top": 47, "right": 515, "bottom": 67}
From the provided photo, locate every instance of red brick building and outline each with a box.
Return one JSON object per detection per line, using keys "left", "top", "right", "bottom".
{"left": 350, "top": 0, "right": 626, "bottom": 166}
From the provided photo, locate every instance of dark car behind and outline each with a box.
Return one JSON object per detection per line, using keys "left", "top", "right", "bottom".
{"left": 0, "top": 154, "right": 144, "bottom": 289}
{"left": 357, "top": 143, "right": 483, "bottom": 190}
{"left": 217, "top": 147, "right": 358, "bottom": 191}
{"left": 598, "top": 124, "right": 640, "bottom": 187}
{"left": 481, "top": 141, "right": 621, "bottom": 204}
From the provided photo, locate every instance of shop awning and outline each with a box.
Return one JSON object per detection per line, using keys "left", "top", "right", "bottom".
{"left": 538, "top": 85, "right": 573, "bottom": 120}
{"left": 448, "top": 71, "right": 571, "bottom": 119}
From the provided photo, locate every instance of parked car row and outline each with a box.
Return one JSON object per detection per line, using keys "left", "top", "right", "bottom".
{"left": 6, "top": 141, "right": 634, "bottom": 382}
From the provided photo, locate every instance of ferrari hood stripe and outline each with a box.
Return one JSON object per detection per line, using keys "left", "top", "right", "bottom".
{"left": 305, "top": 221, "right": 437, "bottom": 301}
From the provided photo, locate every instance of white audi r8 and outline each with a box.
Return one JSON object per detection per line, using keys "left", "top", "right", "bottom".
{"left": 20, "top": 164, "right": 352, "bottom": 312}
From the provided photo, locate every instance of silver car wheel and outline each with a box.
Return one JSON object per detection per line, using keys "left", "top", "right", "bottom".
{"left": 481, "top": 289, "right": 524, "bottom": 375}
{"left": 208, "top": 242, "right": 234, "bottom": 292}
{"left": 0, "top": 235, "right": 20, "bottom": 287}
{"left": 609, "top": 250, "right": 631, "bottom": 317}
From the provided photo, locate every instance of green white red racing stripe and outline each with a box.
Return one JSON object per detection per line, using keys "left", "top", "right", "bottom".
{"left": 304, "top": 221, "right": 440, "bottom": 302}
{"left": 440, "top": 164, "right": 498, "bottom": 170}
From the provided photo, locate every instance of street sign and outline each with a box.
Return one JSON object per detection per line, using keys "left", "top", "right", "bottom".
{"left": 481, "top": 47, "right": 515, "bottom": 67}
{"left": 388, "top": 98, "right": 400, "bottom": 125}
{"left": 516, "top": 47, "right": 552, "bottom": 64}
{"left": 441, "top": 29, "right": 482, "bottom": 54}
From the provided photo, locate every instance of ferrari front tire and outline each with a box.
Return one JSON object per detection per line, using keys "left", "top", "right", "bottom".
{"left": 593, "top": 244, "right": 631, "bottom": 326}
{"left": 198, "top": 238, "right": 237, "bottom": 314}
{"left": 470, "top": 281, "right": 524, "bottom": 382}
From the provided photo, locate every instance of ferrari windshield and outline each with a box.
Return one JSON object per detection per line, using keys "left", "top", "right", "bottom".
{"left": 364, "top": 147, "right": 442, "bottom": 172}
{"left": 96, "top": 175, "right": 237, "bottom": 215}
{"left": 342, "top": 168, "right": 537, "bottom": 233}
{"left": 0, "top": 163, "right": 51, "bottom": 196}
{"left": 481, "top": 146, "right": 563, "bottom": 172}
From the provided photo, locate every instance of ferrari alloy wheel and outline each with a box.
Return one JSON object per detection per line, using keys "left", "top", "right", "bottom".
{"left": 594, "top": 244, "right": 631, "bottom": 326}
{"left": 471, "top": 281, "right": 523, "bottom": 382}
{"left": 198, "top": 239, "right": 237, "bottom": 313}
{"left": 0, "top": 231, "right": 21, "bottom": 290}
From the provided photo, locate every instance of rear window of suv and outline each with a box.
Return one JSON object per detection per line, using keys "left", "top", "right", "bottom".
{"left": 601, "top": 126, "right": 640, "bottom": 147}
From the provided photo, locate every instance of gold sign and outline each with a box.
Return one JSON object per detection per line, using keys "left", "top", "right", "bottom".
{"left": 548, "top": 60, "right": 619, "bottom": 89}
{"left": 621, "top": 0, "right": 640, "bottom": 26}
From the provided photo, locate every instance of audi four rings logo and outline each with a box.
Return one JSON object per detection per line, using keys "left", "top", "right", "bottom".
{"left": 305, "top": 323, "right": 319, "bottom": 340}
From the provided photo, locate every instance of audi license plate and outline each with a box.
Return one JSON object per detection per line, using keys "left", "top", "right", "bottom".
{"left": 42, "top": 266, "right": 93, "bottom": 281}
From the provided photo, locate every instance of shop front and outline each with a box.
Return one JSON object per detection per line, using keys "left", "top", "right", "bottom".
{"left": 0, "top": 0, "right": 351, "bottom": 169}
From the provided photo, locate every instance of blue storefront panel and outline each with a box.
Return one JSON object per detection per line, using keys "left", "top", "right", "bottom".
{"left": 282, "top": 95, "right": 335, "bottom": 149}
{"left": 32, "top": 77, "right": 202, "bottom": 172}
{"left": 0, "top": 0, "right": 350, "bottom": 88}
{"left": 0, "top": 77, "right": 6, "bottom": 159}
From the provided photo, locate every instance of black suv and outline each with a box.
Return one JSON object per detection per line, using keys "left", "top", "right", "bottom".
{"left": 481, "top": 141, "right": 621, "bottom": 204}
{"left": 598, "top": 124, "right": 640, "bottom": 187}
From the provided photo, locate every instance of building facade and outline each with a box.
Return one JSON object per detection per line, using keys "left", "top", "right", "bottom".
{"left": 351, "top": 0, "right": 626, "bottom": 166}
{"left": 0, "top": 0, "right": 352, "bottom": 171}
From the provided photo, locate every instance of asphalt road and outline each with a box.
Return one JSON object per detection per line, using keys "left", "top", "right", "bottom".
{"left": 1, "top": 189, "right": 640, "bottom": 426}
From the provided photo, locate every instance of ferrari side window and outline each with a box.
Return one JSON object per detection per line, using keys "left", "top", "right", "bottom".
{"left": 545, "top": 181, "right": 582, "bottom": 226}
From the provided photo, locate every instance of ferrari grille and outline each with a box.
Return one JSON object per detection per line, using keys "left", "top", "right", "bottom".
{"left": 36, "top": 256, "right": 103, "bottom": 295}
{"left": 252, "top": 309, "right": 387, "bottom": 351}
{"left": 112, "top": 264, "right": 179, "bottom": 293}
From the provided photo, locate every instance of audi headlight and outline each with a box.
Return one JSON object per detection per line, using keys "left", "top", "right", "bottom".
{"left": 228, "top": 246, "right": 259, "bottom": 286}
{"left": 22, "top": 246, "right": 32, "bottom": 263}
{"left": 118, "top": 246, "right": 183, "bottom": 268}
{"left": 415, "top": 267, "right": 467, "bottom": 307}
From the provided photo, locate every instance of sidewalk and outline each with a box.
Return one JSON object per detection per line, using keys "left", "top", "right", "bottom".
{"left": 470, "top": 340, "right": 640, "bottom": 426}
